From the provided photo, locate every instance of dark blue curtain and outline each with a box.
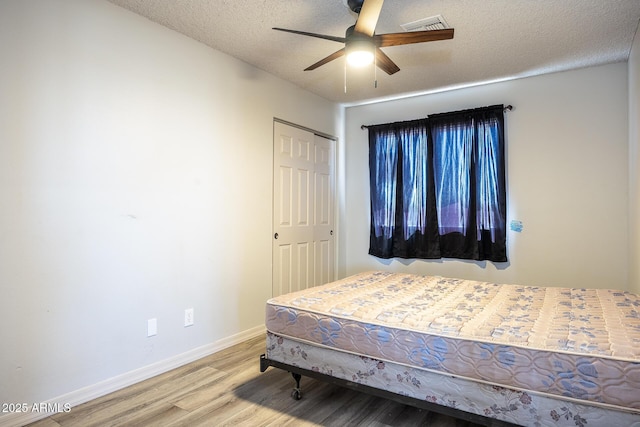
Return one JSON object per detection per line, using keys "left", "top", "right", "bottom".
{"left": 369, "top": 119, "right": 441, "bottom": 259}
{"left": 368, "top": 105, "right": 507, "bottom": 262}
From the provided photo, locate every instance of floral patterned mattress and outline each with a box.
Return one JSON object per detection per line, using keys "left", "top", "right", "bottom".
{"left": 265, "top": 271, "right": 640, "bottom": 413}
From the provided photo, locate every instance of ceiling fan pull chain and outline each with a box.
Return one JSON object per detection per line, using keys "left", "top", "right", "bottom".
{"left": 344, "top": 60, "right": 348, "bottom": 93}
{"left": 374, "top": 53, "right": 378, "bottom": 88}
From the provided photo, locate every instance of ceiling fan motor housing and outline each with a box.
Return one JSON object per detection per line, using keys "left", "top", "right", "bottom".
{"left": 347, "top": 0, "right": 364, "bottom": 14}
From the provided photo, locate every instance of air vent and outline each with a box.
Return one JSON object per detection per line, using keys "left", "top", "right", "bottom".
{"left": 401, "top": 15, "right": 449, "bottom": 32}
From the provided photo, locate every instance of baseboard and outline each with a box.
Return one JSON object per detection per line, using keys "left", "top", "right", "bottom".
{"left": 0, "top": 325, "right": 266, "bottom": 427}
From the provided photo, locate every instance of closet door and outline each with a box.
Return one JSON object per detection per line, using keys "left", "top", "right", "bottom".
{"left": 273, "top": 121, "right": 335, "bottom": 297}
{"left": 312, "top": 134, "right": 335, "bottom": 287}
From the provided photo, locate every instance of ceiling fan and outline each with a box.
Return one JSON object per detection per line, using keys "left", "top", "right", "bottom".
{"left": 273, "top": 0, "right": 454, "bottom": 75}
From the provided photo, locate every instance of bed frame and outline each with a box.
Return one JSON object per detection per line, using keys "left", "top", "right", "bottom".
{"left": 259, "top": 353, "right": 517, "bottom": 426}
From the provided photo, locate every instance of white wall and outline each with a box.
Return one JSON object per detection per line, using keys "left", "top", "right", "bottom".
{"left": 629, "top": 23, "right": 640, "bottom": 294}
{"left": 0, "top": 0, "right": 340, "bottom": 417}
{"left": 344, "top": 63, "right": 629, "bottom": 290}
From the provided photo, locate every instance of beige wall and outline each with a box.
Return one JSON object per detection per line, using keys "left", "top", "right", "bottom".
{"left": 343, "top": 63, "right": 629, "bottom": 290}
{"left": 0, "top": 0, "right": 340, "bottom": 415}
{"left": 629, "top": 22, "right": 640, "bottom": 294}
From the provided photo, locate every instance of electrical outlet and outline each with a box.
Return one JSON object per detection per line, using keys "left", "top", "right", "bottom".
{"left": 184, "top": 308, "right": 194, "bottom": 327}
{"left": 147, "top": 318, "right": 157, "bottom": 337}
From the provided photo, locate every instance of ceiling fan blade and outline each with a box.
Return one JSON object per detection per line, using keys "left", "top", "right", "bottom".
{"left": 273, "top": 27, "right": 346, "bottom": 43}
{"left": 375, "top": 29, "right": 454, "bottom": 47}
{"left": 304, "top": 48, "right": 346, "bottom": 71}
{"left": 354, "top": 0, "right": 384, "bottom": 36}
{"left": 375, "top": 48, "right": 400, "bottom": 75}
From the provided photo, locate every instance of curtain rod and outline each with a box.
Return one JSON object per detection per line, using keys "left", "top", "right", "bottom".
{"left": 360, "top": 104, "right": 513, "bottom": 130}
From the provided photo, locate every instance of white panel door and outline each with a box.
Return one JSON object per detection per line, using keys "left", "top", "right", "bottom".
{"left": 273, "top": 122, "right": 335, "bottom": 297}
{"left": 313, "top": 134, "right": 335, "bottom": 287}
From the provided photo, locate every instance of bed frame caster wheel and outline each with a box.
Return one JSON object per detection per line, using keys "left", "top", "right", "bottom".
{"left": 290, "top": 372, "right": 302, "bottom": 400}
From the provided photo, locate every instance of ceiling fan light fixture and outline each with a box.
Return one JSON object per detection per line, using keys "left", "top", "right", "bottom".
{"left": 346, "top": 40, "right": 374, "bottom": 67}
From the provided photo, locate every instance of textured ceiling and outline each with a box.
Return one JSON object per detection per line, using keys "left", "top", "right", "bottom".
{"left": 107, "top": 0, "right": 640, "bottom": 105}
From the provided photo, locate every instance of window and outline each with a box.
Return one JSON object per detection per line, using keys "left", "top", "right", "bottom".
{"left": 368, "top": 105, "right": 507, "bottom": 262}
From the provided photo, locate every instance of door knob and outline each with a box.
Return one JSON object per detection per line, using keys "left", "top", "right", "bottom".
{"left": 274, "top": 233, "right": 279, "bottom": 239}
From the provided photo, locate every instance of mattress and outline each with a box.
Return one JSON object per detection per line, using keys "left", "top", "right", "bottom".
{"left": 265, "top": 271, "right": 640, "bottom": 413}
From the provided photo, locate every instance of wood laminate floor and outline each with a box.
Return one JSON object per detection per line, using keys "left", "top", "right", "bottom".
{"left": 28, "top": 336, "right": 482, "bottom": 427}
